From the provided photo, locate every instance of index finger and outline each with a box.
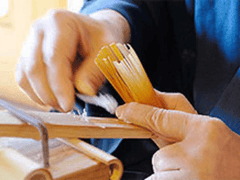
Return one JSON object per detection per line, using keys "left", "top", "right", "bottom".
{"left": 41, "top": 23, "right": 77, "bottom": 112}
{"left": 44, "top": 59, "right": 75, "bottom": 112}
{"left": 116, "top": 102, "right": 203, "bottom": 142}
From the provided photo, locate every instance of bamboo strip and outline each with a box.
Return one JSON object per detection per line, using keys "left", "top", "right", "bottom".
{"left": 0, "top": 111, "right": 152, "bottom": 139}
{"left": 95, "top": 43, "right": 166, "bottom": 108}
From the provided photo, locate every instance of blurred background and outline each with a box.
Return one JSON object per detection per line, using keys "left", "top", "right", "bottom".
{"left": 0, "top": 0, "right": 83, "bottom": 110}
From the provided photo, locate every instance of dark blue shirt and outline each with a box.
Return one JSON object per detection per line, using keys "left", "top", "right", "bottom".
{"left": 81, "top": 0, "right": 240, "bottom": 134}
{"left": 79, "top": 0, "right": 240, "bottom": 176}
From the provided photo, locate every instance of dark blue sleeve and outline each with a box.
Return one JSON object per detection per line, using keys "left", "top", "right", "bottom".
{"left": 210, "top": 68, "right": 240, "bottom": 135}
{"left": 80, "top": 0, "right": 157, "bottom": 63}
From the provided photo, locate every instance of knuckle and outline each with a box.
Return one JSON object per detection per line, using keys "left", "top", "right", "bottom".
{"left": 24, "top": 64, "right": 39, "bottom": 77}
{"left": 147, "top": 107, "right": 165, "bottom": 126}
{"left": 208, "top": 118, "right": 225, "bottom": 128}
{"left": 150, "top": 108, "right": 165, "bottom": 120}
{"left": 197, "top": 118, "right": 229, "bottom": 148}
{"left": 30, "top": 20, "right": 45, "bottom": 38}
{"left": 46, "top": 9, "right": 68, "bottom": 22}
{"left": 175, "top": 93, "right": 187, "bottom": 101}
{"left": 204, "top": 118, "right": 226, "bottom": 135}
{"left": 31, "top": 19, "right": 42, "bottom": 31}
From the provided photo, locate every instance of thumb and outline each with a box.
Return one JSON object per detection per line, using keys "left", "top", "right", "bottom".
{"left": 73, "top": 55, "right": 105, "bottom": 96}
{"left": 116, "top": 102, "right": 200, "bottom": 142}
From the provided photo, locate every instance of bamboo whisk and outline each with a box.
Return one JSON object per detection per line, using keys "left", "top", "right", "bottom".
{"left": 95, "top": 43, "right": 166, "bottom": 108}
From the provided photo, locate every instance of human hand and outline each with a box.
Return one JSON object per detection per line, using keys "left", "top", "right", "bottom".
{"left": 16, "top": 9, "right": 130, "bottom": 112}
{"left": 116, "top": 91, "right": 240, "bottom": 180}
{"left": 124, "top": 90, "right": 198, "bottom": 146}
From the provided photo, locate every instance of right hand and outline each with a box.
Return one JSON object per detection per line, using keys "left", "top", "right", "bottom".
{"left": 116, "top": 91, "right": 240, "bottom": 180}
{"left": 16, "top": 9, "right": 130, "bottom": 112}
{"left": 119, "top": 90, "right": 198, "bottom": 147}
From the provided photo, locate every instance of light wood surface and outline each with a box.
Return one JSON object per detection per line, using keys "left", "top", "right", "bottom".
{"left": 0, "top": 110, "right": 153, "bottom": 139}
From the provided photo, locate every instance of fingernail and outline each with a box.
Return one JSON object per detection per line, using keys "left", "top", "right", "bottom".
{"left": 78, "top": 82, "right": 96, "bottom": 96}
{"left": 59, "top": 104, "right": 69, "bottom": 112}
{"left": 58, "top": 99, "right": 74, "bottom": 112}
{"left": 116, "top": 106, "right": 133, "bottom": 123}
{"left": 115, "top": 106, "right": 123, "bottom": 118}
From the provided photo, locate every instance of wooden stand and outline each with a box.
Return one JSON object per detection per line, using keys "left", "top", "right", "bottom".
{"left": 0, "top": 138, "right": 123, "bottom": 180}
{"left": 0, "top": 107, "right": 152, "bottom": 179}
{"left": 0, "top": 147, "right": 52, "bottom": 180}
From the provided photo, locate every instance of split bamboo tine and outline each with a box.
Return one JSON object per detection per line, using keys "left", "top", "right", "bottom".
{"left": 94, "top": 43, "right": 166, "bottom": 108}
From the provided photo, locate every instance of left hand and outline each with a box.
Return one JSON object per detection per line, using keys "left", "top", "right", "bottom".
{"left": 16, "top": 9, "right": 130, "bottom": 112}
{"left": 116, "top": 94, "right": 240, "bottom": 179}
